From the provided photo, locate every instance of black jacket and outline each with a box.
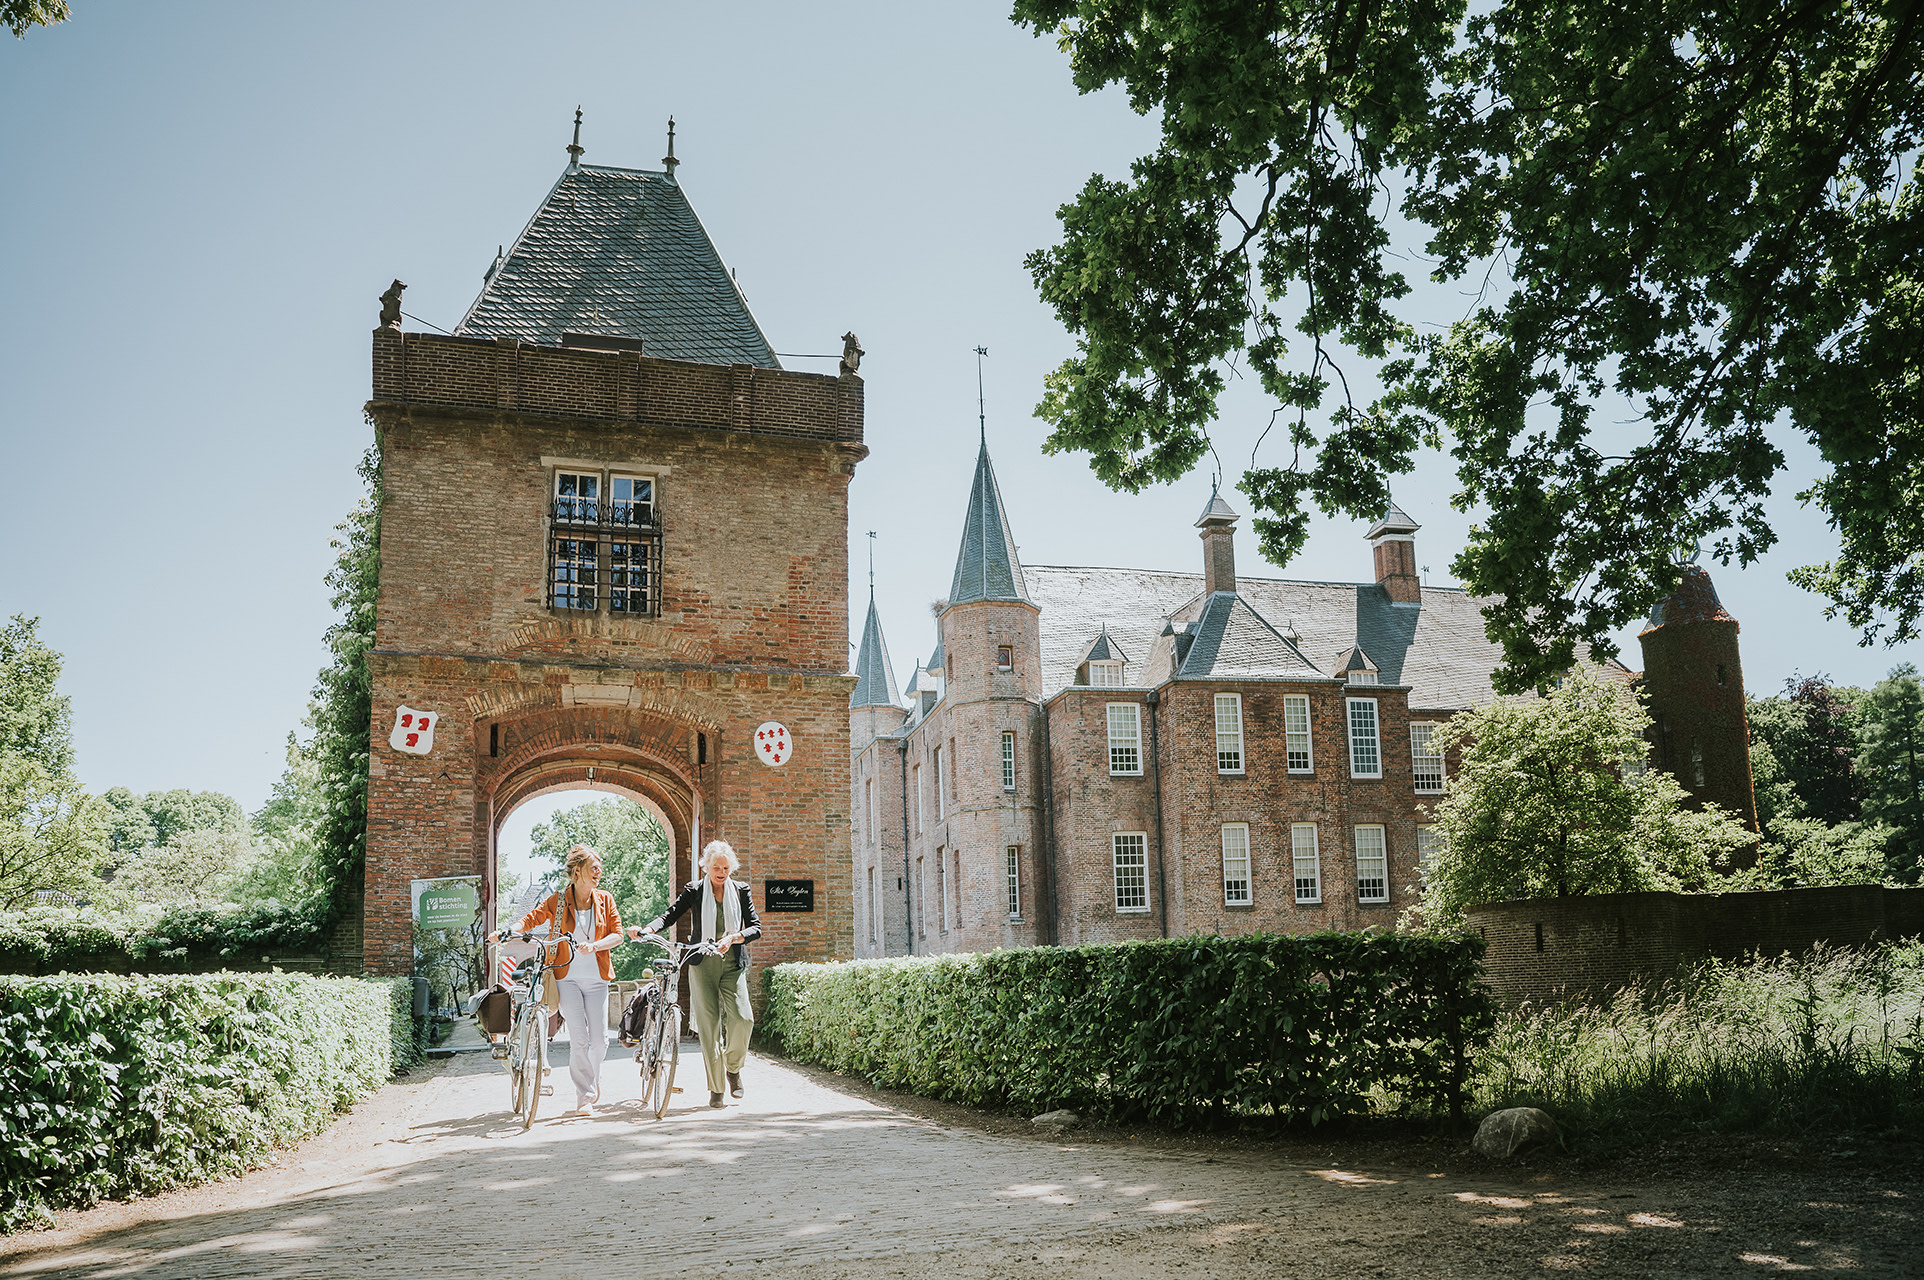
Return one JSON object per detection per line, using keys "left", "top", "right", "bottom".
{"left": 657, "top": 877, "right": 762, "bottom": 967}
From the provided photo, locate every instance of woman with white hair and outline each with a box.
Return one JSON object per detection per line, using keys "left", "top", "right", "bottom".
{"left": 631, "top": 839, "right": 761, "bottom": 1108}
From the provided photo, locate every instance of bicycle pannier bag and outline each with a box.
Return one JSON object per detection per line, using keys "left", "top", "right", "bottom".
{"left": 618, "top": 986, "right": 655, "bottom": 1046}
{"left": 474, "top": 983, "right": 513, "bottom": 1036}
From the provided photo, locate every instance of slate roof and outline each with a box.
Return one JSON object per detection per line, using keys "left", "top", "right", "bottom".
{"left": 1079, "top": 626, "right": 1127, "bottom": 665}
{"left": 948, "top": 439, "right": 1029, "bottom": 605}
{"left": 1169, "top": 592, "right": 1326, "bottom": 681}
{"left": 1024, "top": 566, "right": 1521, "bottom": 710}
{"left": 850, "top": 595, "right": 902, "bottom": 709}
{"left": 1195, "top": 488, "right": 1239, "bottom": 527}
{"left": 455, "top": 163, "right": 780, "bottom": 368}
{"left": 1365, "top": 502, "right": 1421, "bottom": 540}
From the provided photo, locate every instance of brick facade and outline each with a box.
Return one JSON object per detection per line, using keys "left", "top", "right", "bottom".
{"left": 361, "top": 330, "right": 865, "bottom": 979}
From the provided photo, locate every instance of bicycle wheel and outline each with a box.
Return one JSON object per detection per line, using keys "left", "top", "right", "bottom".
{"left": 650, "top": 1004, "right": 680, "bottom": 1119}
{"left": 520, "top": 1003, "right": 548, "bottom": 1130}
{"left": 511, "top": 1010, "right": 536, "bottom": 1119}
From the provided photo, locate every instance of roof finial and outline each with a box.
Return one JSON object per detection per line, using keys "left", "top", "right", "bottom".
{"left": 566, "top": 106, "right": 585, "bottom": 172}
{"left": 867, "top": 530, "right": 877, "bottom": 599}
{"left": 974, "top": 345, "right": 989, "bottom": 446}
{"left": 662, "top": 116, "right": 679, "bottom": 180}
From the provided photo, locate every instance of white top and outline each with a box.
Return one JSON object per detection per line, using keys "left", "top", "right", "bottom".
{"left": 567, "top": 888, "right": 597, "bottom": 945}
{"left": 700, "top": 878, "right": 742, "bottom": 946}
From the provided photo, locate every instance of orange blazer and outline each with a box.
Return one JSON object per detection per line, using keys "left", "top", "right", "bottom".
{"left": 516, "top": 886, "right": 623, "bottom": 981}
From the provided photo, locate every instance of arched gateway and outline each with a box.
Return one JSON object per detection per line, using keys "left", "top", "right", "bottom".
{"left": 356, "top": 127, "right": 864, "bottom": 981}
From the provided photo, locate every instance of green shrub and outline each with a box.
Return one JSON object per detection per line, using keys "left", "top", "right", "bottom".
{"left": 0, "top": 900, "right": 338, "bottom": 976}
{"left": 0, "top": 972, "right": 406, "bottom": 1232}
{"left": 1474, "top": 943, "right": 1924, "bottom": 1142}
{"left": 765, "top": 931, "right": 1494, "bottom": 1127}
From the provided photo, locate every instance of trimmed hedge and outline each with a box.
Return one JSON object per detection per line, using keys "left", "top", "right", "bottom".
{"left": 0, "top": 972, "right": 413, "bottom": 1232}
{"left": 764, "top": 931, "right": 1495, "bottom": 1128}
{"left": 0, "top": 902, "right": 333, "bottom": 976}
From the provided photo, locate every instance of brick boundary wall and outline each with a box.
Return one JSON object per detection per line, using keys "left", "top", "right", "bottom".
{"left": 1467, "top": 885, "right": 1924, "bottom": 1006}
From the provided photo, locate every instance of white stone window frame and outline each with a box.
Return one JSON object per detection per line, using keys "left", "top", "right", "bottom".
{"left": 996, "top": 644, "right": 1014, "bottom": 671}
{"left": 913, "top": 763, "right": 923, "bottom": 834}
{"left": 937, "top": 847, "right": 948, "bottom": 933}
{"left": 1215, "top": 693, "right": 1244, "bottom": 774}
{"left": 916, "top": 855, "right": 927, "bottom": 939}
{"left": 1284, "top": 693, "right": 1314, "bottom": 773}
{"left": 1001, "top": 731, "right": 1017, "bottom": 792}
{"left": 1355, "top": 824, "right": 1389, "bottom": 903}
{"left": 1089, "top": 660, "right": 1125, "bottom": 688}
{"left": 867, "top": 865, "right": 879, "bottom": 945}
{"left": 1411, "top": 721, "right": 1444, "bottom": 793}
{"left": 1221, "top": 822, "right": 1252, "bottom": 906}
{"left": 1112, "top": 832, "right": 1150, "bottom": 913}
{"left": 1416, "top": 824, "right": 1439, "bottom": 885}
{"left": 933, "top": 745, "right": 945, "bottom": 821}
{"left": 1006, "top": 844, "right": 1022, "bottom": 919}
{"left": 1347, "top": 697, "right": 1382, "bottom": 778}
{"left": 1107, "top": 702, "right": 1143, "bottom": 776}
{"left": 1292, "top": 823, "right": 1322, "bottom": 904}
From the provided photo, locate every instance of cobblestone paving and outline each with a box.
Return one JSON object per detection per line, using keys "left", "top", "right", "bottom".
{"left": 2, "top": 1042, "right": 1915, "bottom": 1278}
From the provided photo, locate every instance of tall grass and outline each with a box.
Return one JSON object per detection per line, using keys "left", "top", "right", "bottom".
{"left": 1472, "top": 943, "right": 1924, "bottom": 1139}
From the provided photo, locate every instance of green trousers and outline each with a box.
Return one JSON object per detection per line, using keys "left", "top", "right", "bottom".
{"left": 687, "top": 957, "right": 753, "bottom": 1095}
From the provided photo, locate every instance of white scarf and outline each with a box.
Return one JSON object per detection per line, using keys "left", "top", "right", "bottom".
{"left": 700, "top": 877, "right": 741, "bottom": 946}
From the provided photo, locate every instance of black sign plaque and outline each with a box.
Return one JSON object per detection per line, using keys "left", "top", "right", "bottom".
{"left": 764, "top": 879, "right": 815, "bottom": 913}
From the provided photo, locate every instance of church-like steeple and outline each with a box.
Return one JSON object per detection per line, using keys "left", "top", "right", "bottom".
{"left": 850, "top": 593, "right": 902, "bottom": 709}
{"left": 948, "top": 437, "right": 1029, "bottom": 605}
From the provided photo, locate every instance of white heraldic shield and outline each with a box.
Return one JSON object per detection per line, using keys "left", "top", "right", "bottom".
{"left": 390, "top": 706, "right": 439, "bottom": 755}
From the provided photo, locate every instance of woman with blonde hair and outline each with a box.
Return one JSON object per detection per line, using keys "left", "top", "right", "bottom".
{"left": 516, "top": 843, "right": 624, "bottom": 1116}
{"left": 632, "top": 839, "right": 761, "bottom": 1108}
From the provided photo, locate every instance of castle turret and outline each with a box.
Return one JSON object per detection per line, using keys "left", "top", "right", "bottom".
{"left": 1638, "top": 564, "right": 1759, "bottom": 832}
{"left": 850, "top": 591, "right": 903, "bottom": 753}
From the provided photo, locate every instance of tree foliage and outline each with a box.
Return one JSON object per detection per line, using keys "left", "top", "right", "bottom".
{"left": 0, "top": 617, "right": 112, "bottom": 909}
{"left": 527, "top": 797, "right": 671, "bottom": 982}
{"left": 1015, "top": 0, "right": 1924, "bottom": 690}
{"left": 2, "top": 0, "right": 68, "bottom": 39}
{"left": 1422, "top": 668, "right": 1754, "bottom": 922}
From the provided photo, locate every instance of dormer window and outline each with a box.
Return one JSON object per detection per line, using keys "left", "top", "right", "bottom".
{"left": 1347, "top": 670, "right": 1377, "bottom": 686}
{"left": 1089, "top": 661, "right": 1124, "bottom": 687}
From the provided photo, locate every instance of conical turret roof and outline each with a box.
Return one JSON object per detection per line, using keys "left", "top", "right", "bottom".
{"left": 948, "top": 438, "right": 1029, "bottom": 605}
{"left": 850, "top": 595, "right": 902, "bottom": 709}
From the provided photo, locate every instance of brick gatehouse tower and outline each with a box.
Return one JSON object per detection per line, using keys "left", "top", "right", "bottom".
{"left": 358, "top": 119, "right": 864, "bottom": 976}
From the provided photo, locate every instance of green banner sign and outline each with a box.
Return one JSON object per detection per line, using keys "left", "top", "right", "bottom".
{"left": 417, "top": 881, "right": 479, "bottom": 929}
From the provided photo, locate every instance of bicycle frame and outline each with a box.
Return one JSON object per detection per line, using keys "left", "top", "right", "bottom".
{"left": 497, "top": 931, "right": 561, "bottom": 1129}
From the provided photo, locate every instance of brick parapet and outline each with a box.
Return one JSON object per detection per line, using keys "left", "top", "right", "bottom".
{"left": 370, "top": 329, "right": 863, "bottom": 446}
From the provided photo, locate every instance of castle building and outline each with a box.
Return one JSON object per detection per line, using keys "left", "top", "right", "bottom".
{"left": 850, "top": 440, "right": 1759, "bottom": 956}
{"left": 357, "top": 119, "right": 864, "bottom": 977}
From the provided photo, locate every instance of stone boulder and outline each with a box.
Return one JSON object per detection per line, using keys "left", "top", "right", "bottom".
{"left": 1473, "top": 1107, "right": 1559, "bottom": 1158}
{"left": 1031, "top": 1109, "right": 1081, "bottom": 1131}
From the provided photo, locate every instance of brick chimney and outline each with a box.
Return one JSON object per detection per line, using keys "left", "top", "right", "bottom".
{"left": 1366, "top": 502, "right": 1421, "bottom": 605}
{"left": 1195, "top": 487, "right": 1239, "bottom": 595}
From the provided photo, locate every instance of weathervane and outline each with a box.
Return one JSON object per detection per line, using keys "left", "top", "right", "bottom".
{"left": 974, "top": 345, "right": 989, "bottom": 443}
{"left": 663, "top": 116, "right": 679, "bottom": 179}
{"left": 566, "top": 106, "right": 585, "bottom": 172}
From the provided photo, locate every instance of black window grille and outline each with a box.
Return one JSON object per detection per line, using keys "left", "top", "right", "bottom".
{"left": 549, "top": 477, "right": 661, "bottom": 616}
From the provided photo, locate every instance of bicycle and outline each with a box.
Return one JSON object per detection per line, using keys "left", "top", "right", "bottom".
{"left": 621, "top": 933, "right": 719, "bottom": 1119}
{"left": 493, "top": 929, "right": 568, "bottom": 1131}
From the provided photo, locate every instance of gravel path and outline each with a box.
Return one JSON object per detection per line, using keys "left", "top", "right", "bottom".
{"left": 2, "top": 1040, "right": 1916, "bottom": 1278}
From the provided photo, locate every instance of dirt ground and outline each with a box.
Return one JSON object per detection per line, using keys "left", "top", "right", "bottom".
{"left": 2, "top": 1041, "right": 1917, "bottom": 1278}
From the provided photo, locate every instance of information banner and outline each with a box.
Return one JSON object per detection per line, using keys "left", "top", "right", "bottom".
{"left": 411, "top": 875, "right": 485, "bottom": 1040}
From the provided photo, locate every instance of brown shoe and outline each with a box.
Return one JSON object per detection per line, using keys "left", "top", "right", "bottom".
{"left": 727, "top": 1071, "right": 743, "bottom": 1098}
{"left": 708, "top": 1092, "right": 725, "bottom": 1108}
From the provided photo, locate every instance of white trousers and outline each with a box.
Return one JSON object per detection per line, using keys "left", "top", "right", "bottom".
{"left": 556, "top": 976, "right": 609, "bottom": 1107}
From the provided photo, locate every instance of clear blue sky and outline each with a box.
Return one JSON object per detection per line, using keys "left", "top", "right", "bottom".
{"left": 3, "top": 1, "right": 1914, "bottom": 831}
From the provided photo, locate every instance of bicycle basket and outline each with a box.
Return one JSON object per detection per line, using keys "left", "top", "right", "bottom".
{"left": 474, "top": 984, "right": 514, "bottom": 1036}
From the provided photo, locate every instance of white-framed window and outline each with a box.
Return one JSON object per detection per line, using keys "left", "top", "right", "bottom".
{"left": 953, "top": 849, "right": 962, "bottom": 929}
{"left": 1347, "top": 669, "right": 1378, "bottom": 685}
{"left": 933, "top": 745, "right": 945, "bottom": 821}
{"left": 1006, "top": 845, "right": 1021, "bottom": 918}
{"left": 1221, "top": 823, "right": 1252, "bottom": 905}
{"left": 1292, "top": 823, "right": 1321, "bottom": 903}
{"left": 867, "top": 866, "right": 878, "bottom": 944}
{"left": 1215, "top": 693, "right": 1244, "bottom": 773}
{"left": 1284, "top": 694, "right": 1313, "bottom": 773}
{"left": 1416, "top": 825, "right": 1440, "bottom": 884}
{"left": 1355, "top": 825, "right": 1389, "bottom": 903}
{"left": 549, "top": 469, "right": 658, "bottom": 615}
{"left": 1107, "top": 703, "right": 1142, "bottom": 775}
{"left": 865, "top": 778, "right": 874, "bottom": 847}
{"left": 1411, "top": 722, "right": 1443, "bottom": 793}
{"left": 1001, "top": 731, "right": 1016, "bottom": 791}
{"left": 937, "top": 848, "right": 948, "bottom": 932}
{"left": 1347, "top": 697, "right": 1381, "bottom": 777}
{"left": 1113, "top": 833, "right": 1149, "bottom": 912}
{"left": 913, "top": 764, "right": 922, "bottom": 833}
{"left": 996, "top": 645, "right": 1014, "bottom": 670}
{"left": 916, "top": 856, "right": 927, "bottom": 938}
{"left": 1090, "top": 660, "right": 1125, "bottom": 687}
